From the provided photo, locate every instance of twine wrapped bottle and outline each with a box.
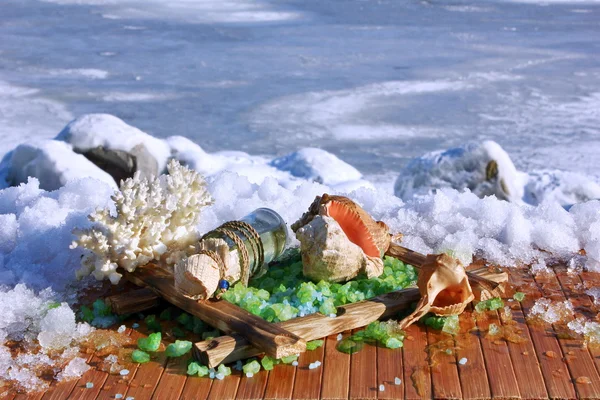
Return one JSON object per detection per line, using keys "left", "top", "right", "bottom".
{"left": 175, "top": 208, "right": 287, "bottom": 300}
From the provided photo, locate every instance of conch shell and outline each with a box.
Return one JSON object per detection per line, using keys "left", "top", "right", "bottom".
{"left": 398, "top": 253, "right": 474, "bottom": 329}
{"left": 292, "top": 194, "right": 392, "bottom": 282}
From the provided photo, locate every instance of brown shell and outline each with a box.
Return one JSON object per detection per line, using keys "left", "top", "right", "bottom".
{"left": 292, "top": 194, "right": 391, "bottom": 257}
{"left": 399, "top": 253, "right": 474, "bottom": 329}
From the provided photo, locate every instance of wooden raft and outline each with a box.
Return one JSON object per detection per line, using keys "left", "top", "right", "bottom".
{"left": 8, "top": 265, "right": 600, "bottom": 400}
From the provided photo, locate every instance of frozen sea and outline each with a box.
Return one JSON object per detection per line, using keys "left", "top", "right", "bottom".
{"left": 1, "top": 0, "right": 600, "bottom": 186}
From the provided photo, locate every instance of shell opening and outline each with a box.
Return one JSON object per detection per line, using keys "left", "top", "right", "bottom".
{"left": 326, "top": 200, "right": 380, "bottom": 258}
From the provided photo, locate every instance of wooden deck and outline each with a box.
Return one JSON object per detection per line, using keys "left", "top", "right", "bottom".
{"left": 3, "top": 265, "right": 600, "bottom": 400}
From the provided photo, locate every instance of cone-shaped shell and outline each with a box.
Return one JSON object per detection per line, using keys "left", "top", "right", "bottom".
{"left": 398, "top": 253, "right": 474, "bottom": 329}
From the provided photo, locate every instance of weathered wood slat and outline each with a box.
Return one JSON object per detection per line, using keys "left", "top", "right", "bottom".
{"left": 235, "top": 369, "right": 269, "bottom": 400}
{"left": 500, "top": 299, "right": 547, "bottom": 400}
{"left": 150, "top": 356, "right": 188, "bottom": 400}
{"left": 95, "top": 328, "right": 141, "bottom": 400}
{"left": 427, "top": 328, "right": 462, "bottom": 399}
{"left": 320, "top": 333, "right": 350, "bottom": 400}
{"left": 454, "top": 307, "right": 491, "bottom": 400}
{"left": 179, "top": 376, "right": 212, "bottom": 400}
{"left": 123, "top": 263, "right": 306, "bottom": 360}
{"left": 578, "top": 270, "right": 600, "bottom": 378}
{"left": 514, "top": 268, "right": 576, "bottom": 399}
{"left": 67, "top": 354, "right": 109, "bottom": 400}
{"left": 195, "top": 288, "right": 421, "bottom": 367}
{"left": 106, "top": 288, "right": 161, "bottom": 315}
{"left": 40, "top": 352, "right": 96, "bottom": 400}
{"left": 402, "top": 323, "right": 431, "bottom": 399}
{"left": 348, "top": 330, "right": 377, "bottom": 400}
{"left": 291, "top": 342, "right": 325, "bottom": 400}
{"left": 544, "top": 267, "right": 600, "bottom": 398}
{"left": 475, "top": 309, "right": 521, "bottom": 399}
{"left": 206, "top": 369, "right": 240, "bottom": 400}
{"left": 123, "top": 345, "right": 167, "bottom": 400}
{"left": 376, "top": 339, "right": 404, "bottom": 399}
{"left": 262, "top": 364, "right": 296, "bottom": 400}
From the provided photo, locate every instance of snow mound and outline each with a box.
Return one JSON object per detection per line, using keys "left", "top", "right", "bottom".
{"left": 56, "top": 113, "right": 171, "bottom": 173}
{"left": 524, "top": 170, "right": 600, "bottom": 208}
{"left": 1, "top": 140, "right": 117, "bottom": 191}
{"left": 394, "top": 140, "right": 526, "bottom": 203}
{"left": 270, "top": 147, "right": 362, "bottom": 185}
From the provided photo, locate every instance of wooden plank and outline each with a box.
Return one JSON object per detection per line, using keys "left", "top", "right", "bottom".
{"left": 514, "top": 268, "right": 576, "bottom": 399}
{"left": 348, "top": 330, "right": 377, "bottom": 400}
{"left": 106, "top": 288, "right": 161, "bottom": 315}
{"left": 41, "top": 351, "right": 96, "bottom": 400}
{"left": 320, "top": 333, "right": 349, "bottom": 400}
{"left": 427, "top": 327, "right": 462, "bottom": 399}
{"left": 262, "top": 363, "right": 296, "bottom": 400}
{"left": 475, "top": 308, "right": 520, "bottom": 399}
{"left": 545, "top": 267, "right": 600, "bottom": 398}
{"left": 196, "top": 288, "right": 421, "bottom": 367}
{"left": 124, "top": 263, "right": 306, "bottom": 360}
{"left": 579, "top": 270, "right": 600, "bottom": 375}
{"left": 122, "top": 348, "right": 167, "bottom": 400}
{"left": 454, "top": 307, "right": 491, "bottom": 400}
{"left": 235, "top": 367, "right": 269, "bottom": 400}
{"left": 291, "top": 339, "right": 325, "bottom": 400}
{"left": 67, "top": 354, "right": 109, "bottom": 400}
{"left": 206, "top": 368, "right": 240, "bottom": 400}
{"left": 151, "top": 356, "right": 188, "bottom": 400}
{"left": 179, "top": 376, "right": 212, "bottom": 400}
{"left": 402, "top": 323, "right": 431, "bottom": 400}
{"left": 500, "top": 293, "right": 547, "bottom": 400}
{"left": 0, "top": 393, "right": 15, "bottom": 400}
{"left": 96, "top": 328, "right": 143, "bottom": 400}
{"left": 13, "top": 394, "right": 42, "bottom": 400}
{"left": 376, "top": 338, "right": 404, "bottom": 399}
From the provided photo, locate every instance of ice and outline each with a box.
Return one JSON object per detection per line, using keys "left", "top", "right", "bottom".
{"left": 59, "top": 357, "right": 90, "bottom": 381}
{"left": 529, "top": 298, "right": 574, "bottom": 324}
{"left": 1, "top": 140, "right": 117, "bottom": 191}
{"left": 38, "top": 304, "right": 78, "bottom": 350}
{"left": 270, "top": 148, "right": 362, "bottom": 186}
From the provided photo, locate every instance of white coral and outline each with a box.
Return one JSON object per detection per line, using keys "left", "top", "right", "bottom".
{"left": 71, "top": 160, "right": 213, "bottom": 283}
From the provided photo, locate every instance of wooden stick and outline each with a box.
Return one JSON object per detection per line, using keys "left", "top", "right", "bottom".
{"left": 385, "top": 242, "right": 504, "bottom": 296}
{"left": 122, "top": 262, "right": 306, "bottom": 360}
{"left": 194, "top": 266, "right": 507, "bottom": 367}
{"left": 194, "top": 288, "right": 421, "bottom": 368}
{"left": 105, "top": 287, "right": 161, "bottom": 315}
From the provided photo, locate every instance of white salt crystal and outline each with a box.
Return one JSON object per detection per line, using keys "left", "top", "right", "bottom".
{"left": 59, "top": 357, "right": 90, "bottom": 380}
{"left": 132, "top": 323, "right": 140, "bottom": 329}
{"left": 117, "top": 325, "right": 126, "bottom": 333}
{"left": 315, "top": 361, "right": 321, "bottom": 367}
{"left": 115, "top": 395, "right": 123, "bottom": 399}
{"left": 246, "top": 372, "right": 254, "bottom": 378}
{"left": 459, "top": 358, "right": 468, "bottom": 365}
{"left": 209, "top": 372, "right": 215, "bottom": 379}
{"left": 394, "top": 377, "right": 401, "bottom": 385}
{"left": 216, "top": 373, "right": 224, "bottom": 380}
{"left": 379, "top": 384, "right": 385, "bottom": 392}
{"left": 119, "top": 369, "right": 130, "bottom": 376}
{"left": 85, "top": 382, "right": 94, "bottom": 389}
{"left": 292, "top": 361, "right": 299, "bottom": 366}
{"left": 105, "top": 355, "right": 118, "bottom": 364}
{"left": 336, "top": 334, "right": 343, "bottom": 341}
{"left": 308, "top": 363, "right": 316, "bottom": 370}
{"left": 328, "top": 313, "right": 336, "bottom": 318}
{"left": 126, "top": 397, "right": 135, "bottom": 400}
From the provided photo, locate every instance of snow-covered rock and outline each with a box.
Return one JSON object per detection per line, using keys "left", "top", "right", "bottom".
{"left": 394, "top": 141, "right": 527, "bottom": 203}
{"left": 270, "top": 147, "right": 362, "bottom": 186}
{"left": 56, "top": 114, "right": 171, "bottom": 174}
{"left": 1, "top": 140, "right": 117, "bottom": 191}
{"left": 524, "top": 170, "right": 600, "bottom": 208}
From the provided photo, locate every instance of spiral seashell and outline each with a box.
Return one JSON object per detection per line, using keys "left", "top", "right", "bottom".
{"left": 398, "top": 253, "right": 474, "bottom": 329}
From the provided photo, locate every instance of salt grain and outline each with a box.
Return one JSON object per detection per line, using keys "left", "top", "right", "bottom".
{"left": 246, "top": 372, "right": 254, "bottom": 378}
{"left": 328, "top": 313, "right": 336, "bottom": 318}
{"left": 132, "top": 323, "right": 140, "bottom": 329}
{"left": 379, "top": 384, "right": 385, "bottom": 392}
{"left": 458, "top": 357, "right": 468, "bottom": 365}
{"left": 119, "top": 369, "right": 130, "bottom": 376}
{"left": 216, "top": 373, "right": 224, "bottom": 380}
{"left": 394, "top": 377, "right": 401, "bottom": 385}
{"left": 292, "top": 361, "right": 298, "bottom": 366}
{"left": 85, "top": 382, "right": 93, "bottom": 389}
{"left": 126, "top": 397, "right": 135, "bottom": 400}
{"left": 117, "top": 325, "right": 126, "bottom": 333}
{"left": 115, "top": 395, "right": 123, "bottom": 399}
{"left": 336, "top": 334, "right": 343, "bottom": 341}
